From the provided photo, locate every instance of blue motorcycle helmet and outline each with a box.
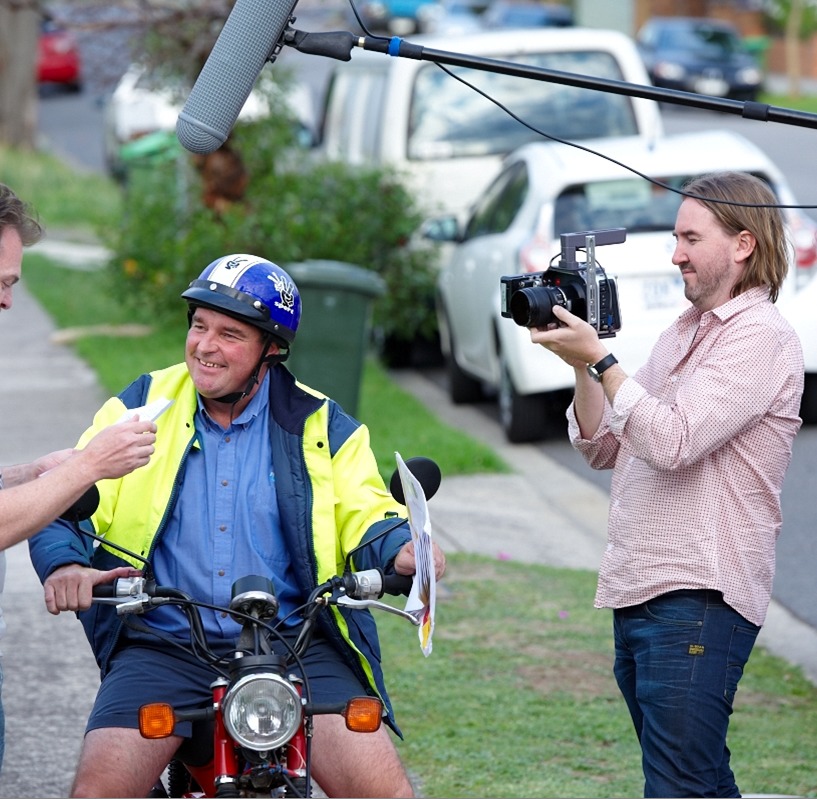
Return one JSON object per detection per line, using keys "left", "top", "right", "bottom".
{"left": 181, "top": 254, "right": 302, "bottom": 348}
{"left": 181, "top": 255, "right": 302, "bottom": 403}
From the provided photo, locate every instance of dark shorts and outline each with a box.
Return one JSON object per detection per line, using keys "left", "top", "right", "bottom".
{"left": 87, "top": 628, "right": 368, "bottom": 737}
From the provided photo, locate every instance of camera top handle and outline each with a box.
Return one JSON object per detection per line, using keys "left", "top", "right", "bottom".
{"left": 558, "top": 228, "right": 626, "bottom": 269}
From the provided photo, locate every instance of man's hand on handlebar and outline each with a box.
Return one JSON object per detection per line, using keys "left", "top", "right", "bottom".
{"left": 393, "top": 540, "right": 447, "bottom": 580}
{"left": 43, "top": 563, "right": 141, "bottom": 615}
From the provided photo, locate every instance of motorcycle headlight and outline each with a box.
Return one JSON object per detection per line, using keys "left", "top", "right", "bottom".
{"left": 221, "top": 673, "right": 302, "bottom": 752}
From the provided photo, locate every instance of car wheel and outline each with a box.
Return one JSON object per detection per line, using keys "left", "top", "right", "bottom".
{"left": 437, "top": 303, "right": 483, "bottom": 404}
{"left": 801, "top": 373, "right": 817, "bottom": 424}
{"left": 498, "top": 356, "right": 548, "bottom": 443}
{"left": 447, "top": 351, "right": 483, "bottom": 404}
{"left": 380, "top": 333, "right": 414, "bottom": 369}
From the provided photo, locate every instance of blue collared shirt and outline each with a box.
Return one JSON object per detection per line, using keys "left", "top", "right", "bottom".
{"left": 148, "top": 372, "right": 300, "bottom": 641}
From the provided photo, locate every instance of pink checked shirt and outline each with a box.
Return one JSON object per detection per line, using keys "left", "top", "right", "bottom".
{"left": 568, "top": 287, "right": 804, "bottom": 626}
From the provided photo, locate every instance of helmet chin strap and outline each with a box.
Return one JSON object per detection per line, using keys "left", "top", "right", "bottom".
{"left": 211, "top": 334, "right": 289, "bottom": 405}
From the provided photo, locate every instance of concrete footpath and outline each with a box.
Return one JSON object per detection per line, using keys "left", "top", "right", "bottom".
{"left": 1, "top": 249, "right": 817, "bottom": 796}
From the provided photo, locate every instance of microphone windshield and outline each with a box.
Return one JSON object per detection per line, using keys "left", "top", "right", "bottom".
{"left": 177, "top": 0, "right": 299, "bottom": 154}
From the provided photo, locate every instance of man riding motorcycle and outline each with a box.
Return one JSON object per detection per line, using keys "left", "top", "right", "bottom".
{"left": 30, "top": 254, "right": 446, "bottom": 798}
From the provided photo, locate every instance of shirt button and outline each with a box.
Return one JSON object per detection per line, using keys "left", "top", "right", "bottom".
{"left": 218, "top": 569, "right": 225, "bottom": 576}
{"left": 219, "top": 525, "right": 227, "bottom": 532}
{"left": 221, "top": 479, "right": 228, "bottom": 487}
{"left": 224, "top": 436, "right": 231, "bottom": 443}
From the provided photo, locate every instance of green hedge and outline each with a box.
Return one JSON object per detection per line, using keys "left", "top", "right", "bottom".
{"left": 106, "top": 106, "right": 440, "bottom": 353}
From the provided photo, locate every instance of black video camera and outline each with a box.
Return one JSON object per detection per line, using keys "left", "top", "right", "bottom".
{"left": 500, "top": 228, "right": 625, "bottom": 338}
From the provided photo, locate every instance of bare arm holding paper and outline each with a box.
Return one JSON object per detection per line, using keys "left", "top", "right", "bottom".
{"left": 0, "top": 417, "right": 156, "bottom": 549}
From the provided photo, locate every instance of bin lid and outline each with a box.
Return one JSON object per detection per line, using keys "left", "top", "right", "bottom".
{"left": 119, "top": 129, "right": 182, "bottom": 163}
{"left": 285, "top": 260, "right": 386, "bottom": 298}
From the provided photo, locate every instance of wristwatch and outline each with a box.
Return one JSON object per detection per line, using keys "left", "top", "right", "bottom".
{"left": 587, "top": 353, "right": 618, "bottom": 383}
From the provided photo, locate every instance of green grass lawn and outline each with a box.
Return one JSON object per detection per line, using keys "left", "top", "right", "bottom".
{"left": 384, "top": 555, "right": 817, "bottom": 798}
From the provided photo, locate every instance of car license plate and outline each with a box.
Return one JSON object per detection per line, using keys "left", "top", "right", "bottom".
{"left": 643, "top": 276, "right": 684, "bottom": 310}
{"left": 694, "top": 77, "right": 729, "bottom": 96}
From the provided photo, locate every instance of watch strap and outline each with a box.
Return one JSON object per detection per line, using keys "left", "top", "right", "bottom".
{"left": 592, "top": 353, "right": 618, "bottom": 375}
{"left": 587, "top": 353, "right": 618, "bottom": 382}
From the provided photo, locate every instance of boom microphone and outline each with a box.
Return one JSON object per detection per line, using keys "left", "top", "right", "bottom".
{"left": 177, "top": 0, "right": 298, "bottom": 154}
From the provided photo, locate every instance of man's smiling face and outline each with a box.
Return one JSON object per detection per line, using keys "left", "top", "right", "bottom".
{"left": 185, "top": 306, "right": 275, "bottom": 400}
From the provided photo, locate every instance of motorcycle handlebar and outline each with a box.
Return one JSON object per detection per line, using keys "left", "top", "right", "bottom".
{"left": 335, "top": 569, "right": 413, "bottom": 600}
{"left": 91, "top": 576, "right": 147, "bottom": 599}
{"left": 93, "top": 572, "right": 415, "bottom": 612}
{"left": 382, "top": 573, "right": 414, "bottom": 596}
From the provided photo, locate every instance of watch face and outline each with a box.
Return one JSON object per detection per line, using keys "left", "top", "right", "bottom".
{"left": 587, "top": 364, "right": 601, "bottom": 383}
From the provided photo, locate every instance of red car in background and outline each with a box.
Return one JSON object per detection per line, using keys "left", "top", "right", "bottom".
{"left": 37, "top": 11, "right": 82, "bottom": 91}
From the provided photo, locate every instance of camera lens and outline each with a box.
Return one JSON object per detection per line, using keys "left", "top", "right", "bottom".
{"left": 509, "top": 286, "right": 565, "bottom": 327}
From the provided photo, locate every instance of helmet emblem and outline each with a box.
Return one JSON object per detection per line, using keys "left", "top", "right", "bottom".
{"left": 224, "top": 256, "right": 249, "bottom": 270}
{"left": 270, "top": 273, "right": 297, "bottom": 315}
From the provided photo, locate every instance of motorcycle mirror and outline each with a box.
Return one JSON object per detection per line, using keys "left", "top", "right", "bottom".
{"left": 389, "top": 457, "right": 441, "bottom": 505}
{"left": 60, "top": 484, "right": 101, "bottom": 522}
{"left": 67, "top": 485, "right": 155, "bottom": 579}
{"left": 342, "top": 457, "right": 441, "bottom": 578}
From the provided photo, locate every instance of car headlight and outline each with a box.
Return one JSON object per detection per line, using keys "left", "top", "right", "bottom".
{"left": 738, "top": 67, "right": 763, "bottom": 85}
{"left": 221, "top": 673, "right": 302, "bottom": 752}
{"left": 653, "top": 61, "right": 686, "bottom": 81}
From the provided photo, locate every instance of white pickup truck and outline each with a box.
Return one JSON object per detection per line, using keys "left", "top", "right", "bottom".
{"left": 315, "top": 27, "right": 664, "bottom": 220}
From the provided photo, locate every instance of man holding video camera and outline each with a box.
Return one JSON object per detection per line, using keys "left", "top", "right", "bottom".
{"left": 529, "top": 170, "right": 803, "bottom": 797}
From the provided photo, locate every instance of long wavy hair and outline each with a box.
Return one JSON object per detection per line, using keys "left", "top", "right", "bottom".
{"left": 681, "top": 171, "right": 790, "bottom": 303}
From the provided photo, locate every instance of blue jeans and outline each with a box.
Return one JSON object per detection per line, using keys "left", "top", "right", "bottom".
{"left": 613, "top": 590, "right": 759, "bottom": 798}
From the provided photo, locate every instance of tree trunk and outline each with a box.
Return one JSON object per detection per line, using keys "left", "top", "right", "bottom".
{"left": 785, "top": 0, "right": 804, "bottom": 98}
{"left": 0, "top": 0, "right": 40, "bottom": 148}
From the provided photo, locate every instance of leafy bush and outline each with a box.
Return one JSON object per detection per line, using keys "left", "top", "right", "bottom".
{"left": 764, "top": 0, "right": 817, "bottom": 38}
{"left": 105, "top": 98, "right": 439, "bottom": 352}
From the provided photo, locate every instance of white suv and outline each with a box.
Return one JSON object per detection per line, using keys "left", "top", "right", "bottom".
{"left": 315, "top": 27, "right": 664, "bottom": 219}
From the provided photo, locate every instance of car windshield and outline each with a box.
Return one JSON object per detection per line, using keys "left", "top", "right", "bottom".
{"left": 659, "top": 24, "right": 742, "bottom": 56}
{"left": 553, "top": 171, "right": 776, "bottom": 234}
{"left": 407, "top": 50, "right": 637, "bottom": 160}
{"left": 551, "top": 175, "right": 708, "bottom": 234}
{"left": 493, "top": 7, "right": 572, "bottom": 26}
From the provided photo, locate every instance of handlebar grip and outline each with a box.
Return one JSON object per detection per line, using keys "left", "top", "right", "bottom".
{"left": 382, "top": 573, "right": 414, "bottom": 596}
{"left": 91, "top": 576, "right": 145, "bottom": 599}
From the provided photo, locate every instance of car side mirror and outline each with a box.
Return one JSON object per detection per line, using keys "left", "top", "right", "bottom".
{"left": 420, "top": 215, "right": 461, "bottom": 243}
